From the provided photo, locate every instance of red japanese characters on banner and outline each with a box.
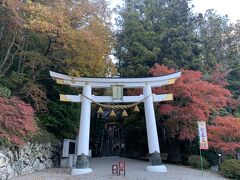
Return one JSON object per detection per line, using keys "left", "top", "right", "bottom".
{"left": 197, "top": 121, "right": 209, "bottom": 150}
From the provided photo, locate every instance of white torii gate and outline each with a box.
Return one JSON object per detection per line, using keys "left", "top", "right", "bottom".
{"left": 49, "top": 71, "right": 181, "bottom": 175}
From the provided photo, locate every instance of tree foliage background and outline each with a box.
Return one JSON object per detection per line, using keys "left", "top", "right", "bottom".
{"left": 0, "top": 0, "right": 115, "bottom": 142}
{"left": 115, "top": 0, "right": 240, "bottom": 160}
{"left": 0, "top": 0, "right": 240, "bottom": 164}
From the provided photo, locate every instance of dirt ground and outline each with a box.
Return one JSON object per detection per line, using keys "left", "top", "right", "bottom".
{"left": 12, "top": 156, "right": 227, "bottom": 180}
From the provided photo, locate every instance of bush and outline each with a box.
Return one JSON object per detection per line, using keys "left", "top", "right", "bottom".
{"left": 188, "top": 155, "right": 209, "bottom": 169}
{"left": 0, "top": 96, "right": 38, "bottom": 145}
{"left": 29, "top": 129, "right": 59, "bottom": 144}
{"left": 221, "top": 159, "right": 240, "bottom": 179}
{"left": 0, "top": 84, "right": 11, "bottom": 98}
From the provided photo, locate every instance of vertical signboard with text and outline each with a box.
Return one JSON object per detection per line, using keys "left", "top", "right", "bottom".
{"left": 197, "top": 121, "right": 209, "bottom": 150}
{"left": 112, "top": 85, "right": 124, "bottom": 101}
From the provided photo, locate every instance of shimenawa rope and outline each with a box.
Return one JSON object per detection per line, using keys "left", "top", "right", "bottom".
{"left": 81, "top": 94, "right": 151, "bottom": 110}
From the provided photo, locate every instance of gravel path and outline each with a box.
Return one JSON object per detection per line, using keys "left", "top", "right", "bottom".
{"left": 12, "top": 156, "right": 227, "bottom": 180}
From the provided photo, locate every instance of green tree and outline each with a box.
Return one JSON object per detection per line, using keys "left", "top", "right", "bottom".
{"left": 115, "top": 0, "right": 201, "bottom": 77}
{"left": 226, "top": 22, "right": 240, "bottom": 98}
{"left": 195, "top": 10, "right": 237, "bottom": 72}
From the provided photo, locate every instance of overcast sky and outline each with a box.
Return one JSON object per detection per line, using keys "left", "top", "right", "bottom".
{"left": 108, "top": 0, "right": 240, "bottom": 23}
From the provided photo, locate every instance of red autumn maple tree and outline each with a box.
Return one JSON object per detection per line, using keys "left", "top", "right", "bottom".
{"left": 149, "top": 64, "right": 240, "bottom": 152}
{"left": 150, "top": 64, "right": 232, "bottom": 140}
{"left": 208, "top": 116, "right": 240, "bottom": 152}
{"left": 0, "top": 96, "right": 38, "bottom": 145}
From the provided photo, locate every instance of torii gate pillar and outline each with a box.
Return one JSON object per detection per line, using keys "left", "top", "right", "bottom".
{"left": 71, "top": 85, "right": 92, "bottom": 175}
{"left": 143, "top": 85, "right": 167, "bottom": 172}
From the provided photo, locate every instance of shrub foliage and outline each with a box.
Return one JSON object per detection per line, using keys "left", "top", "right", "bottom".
{"left": 0, "top": 96, "right": 38, "bottom": 145}
{"left": 188, "top": 155, "right": 209, "bottom": 169}
{"left": 221, "top": 159, "right": 240, "bottom": 179}
{"left": 0, "top": 85, "right": 11, "bottom": 98}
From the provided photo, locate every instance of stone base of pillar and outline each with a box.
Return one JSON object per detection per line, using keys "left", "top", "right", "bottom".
{"left": 146, "top": 165, "right": 167, "bottom": 172}
{"left": 71, "top": 168, "right": 92, "bottom": 175}
{"left": 76, "top": 154, "right": 89, "bottom": 168}
{"left": 146, "top": 151, "right": 167, "bottom": 172}
{"left": 71, "top": 154, "right": 92, "bottom": 175}
{"left": 149, "top": 151, "right": 162, "bottom": 166}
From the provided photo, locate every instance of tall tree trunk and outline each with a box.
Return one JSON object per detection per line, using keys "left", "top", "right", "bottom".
{"left": 0, "top": 35, "right": 16, "bottom": 74}
{"left": 0, "top": 26, "right": 4, "bottom": 42}
{"left": 17, "top": 43, "right": 27, "bottom": 73}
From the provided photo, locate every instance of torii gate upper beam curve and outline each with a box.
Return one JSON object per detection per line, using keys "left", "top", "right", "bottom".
{"left": 49, "top": 71, "right": 181, "bottom": 88}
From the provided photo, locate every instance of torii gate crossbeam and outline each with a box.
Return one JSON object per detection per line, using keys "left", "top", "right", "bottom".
{"left": 49, "top": 71, "right": 181, "bottom": 175}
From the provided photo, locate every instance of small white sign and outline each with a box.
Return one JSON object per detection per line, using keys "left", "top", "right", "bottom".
{"left": 197, "top": 121, "right": 209, "bottom": 150}
{"left": 112, "top": 85, "right": 124, "bottom": 100}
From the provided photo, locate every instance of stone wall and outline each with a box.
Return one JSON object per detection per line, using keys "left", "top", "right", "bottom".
{"left": 0, "top": 142, "right": 61, "bottom": 179}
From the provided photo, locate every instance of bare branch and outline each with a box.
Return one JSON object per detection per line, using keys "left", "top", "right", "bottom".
{"left": 3, "top": 46, "right": 21, "bottom": 74}
{"left": 0, "top": 26, "right": 4, "bottom": 41}
{"left": 44, "top": 35, "right": 52, "bottom": 56}
{"left": 0, "top": 35, "right": 15, "bottom": 65}
{"left": 0, "top": 34, "right": 16, "bottom": 74}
